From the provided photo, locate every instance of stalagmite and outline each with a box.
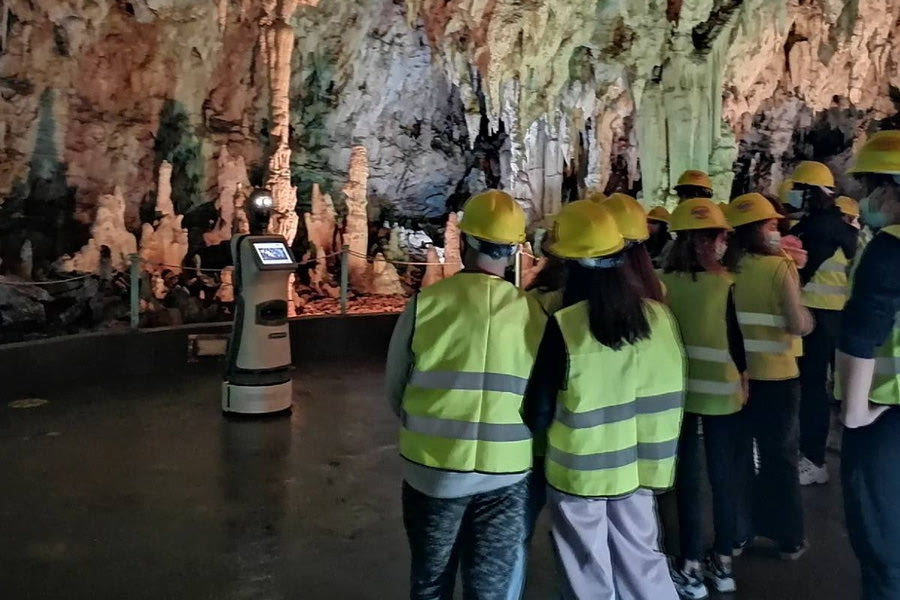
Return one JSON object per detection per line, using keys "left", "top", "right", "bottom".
{"left": 58, "top": 187, "right": 138, "bottom": 274}
{"left": 139, "top": 161, "right": 189, "bottom": 275}
{"left": 216, "top": 266, "right": 235, "bottom": 303}
{"left": 442, "top": 212, "right": 462, "bottom": 278}
{"left": 343, "top": 145, "right": 371, "bottom": 291}
{"left": 422, "top": 246, "right": 444, "bottom": 288}
{"left": 304, "top": 184, "right": 338, "bottom": 257}
{"left": 205, "top": 146, "right": 250, "bottom": 247}
{"left": 370, "top": 253, "right": 404, "bottom": 296}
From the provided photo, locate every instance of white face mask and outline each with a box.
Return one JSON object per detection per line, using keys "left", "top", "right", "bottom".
{"left": 764, "top": 231, "right": 782, "bottom": 252}
{"left": 786, "top": 190, "right": 804, "bottom": 210}
{"left": 713, "top": 240, "right": 728, "bottom": 262}
{"left": 860, "top": 190, "right": 892, "bottom": 230}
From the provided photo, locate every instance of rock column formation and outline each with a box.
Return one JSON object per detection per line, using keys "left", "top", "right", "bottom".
{"left": 139, "top": 162, "right": 189, "bottom": 274}
{"left": 261, "top": 0, "right": 305, "bottom": 247}
{"left": 343, "top": 145, "right": 371, "bottom": 291}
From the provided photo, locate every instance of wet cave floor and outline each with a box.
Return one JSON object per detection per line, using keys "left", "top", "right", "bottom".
{"left": 1, "top": 359, "right": 856, "bottom": 599}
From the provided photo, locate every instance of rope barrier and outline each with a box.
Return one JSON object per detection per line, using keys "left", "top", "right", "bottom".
{"left": 0, "top": 273, "right": 93, "bottom": 287}
{"left": 346, "top": 250, "right": 446, "bottom": 267}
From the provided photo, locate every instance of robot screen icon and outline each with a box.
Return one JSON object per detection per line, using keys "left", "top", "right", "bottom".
{"left": 253, "top": 242, "right": 293, "bottom": 265}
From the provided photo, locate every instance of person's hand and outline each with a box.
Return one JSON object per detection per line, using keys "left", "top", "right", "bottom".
{"left": 841, "top": 402, "right": 891, "bottom": 428}
{"left": 781, "top": 235, "right": 808, "bottom": 269}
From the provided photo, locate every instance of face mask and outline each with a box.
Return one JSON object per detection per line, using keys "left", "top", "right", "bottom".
{"left": 713, "top": 240, "right": 727, "bottom": 262}
{"left": 786, "top": 190, "right": 804, "bottom": 209}
{"left": 764, "top": 231, "right": 782, "bottom": 252}
{"left": 860, "top": 195, "right": 890, "bottom": 230}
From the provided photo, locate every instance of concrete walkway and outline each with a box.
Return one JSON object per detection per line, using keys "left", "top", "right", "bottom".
{"left": 1, "top": 360, "right": 858, "bottom": 599}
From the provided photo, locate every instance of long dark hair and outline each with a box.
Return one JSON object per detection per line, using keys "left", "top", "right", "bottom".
{"left": 624, "top": 244, "right": 665, "bottom": 302}
{"left": 563, "top": 261, "right": 651, "bottom": 350}
{"left": 732, "top": 221, "right": 776, "bottom": 257}
{"left": 664, "top": 229, "right": 739, "bottom": 276}
{"left": 646, "top": 223, "right": 670, "bottom": 258}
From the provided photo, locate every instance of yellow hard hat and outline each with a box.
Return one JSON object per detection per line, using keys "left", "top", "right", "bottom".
{"left": 647, "top": 206, "right": 671, "bottom": 224}
{"left": 836, "top": 196, "right": 860, "bottom": 218}
{"left": 670, "top": 198, "right": 732, "bottom": 232}
{"left": 584, "top": 189, "right": 607, "bottom": 203}
{"left": 727, "top": 193, "right": 782, "bottom": 228}
{"left": 791, "top": 161, "right": 835, "bottom": 188}
{"left": 548, "top": 200, "right": 625, "bottom": 259}
{"left": 602, "top": 193, "right": 649, "bottom": 242}
{"left": 848, "top": 130, "right": 900, "bottom": 174}
{"left": 458, "top": 189, "right": 526, "bottom": 244}
{"left": 675, "top": 170, "right": 713, "bottom": 191}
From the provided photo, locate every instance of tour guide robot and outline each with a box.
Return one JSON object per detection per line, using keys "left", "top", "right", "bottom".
{"left": 223, "top": 189, "right": 297, "bottom": 414}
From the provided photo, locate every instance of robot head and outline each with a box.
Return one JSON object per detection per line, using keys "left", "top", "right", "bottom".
{"left": 247, "top": 189, "right": 274, "bottom": 234}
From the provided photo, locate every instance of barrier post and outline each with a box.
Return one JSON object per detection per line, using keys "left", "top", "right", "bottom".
{"left": 129, "top": 253, "right": 140, "bottom": 330}
{"left": 340, "top": 245, "right": 349, "bottom": 315}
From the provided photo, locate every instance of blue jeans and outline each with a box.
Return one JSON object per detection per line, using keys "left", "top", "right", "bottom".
{"left": 506, "top": 466, "right": 546, "bottom": 600}
{"left": 402, "top": 478, "right": 528, "bottom": 600}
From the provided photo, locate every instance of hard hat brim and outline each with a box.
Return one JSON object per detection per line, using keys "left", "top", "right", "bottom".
{"left": 547, "top": 237, "right": 627, "bottom": 260}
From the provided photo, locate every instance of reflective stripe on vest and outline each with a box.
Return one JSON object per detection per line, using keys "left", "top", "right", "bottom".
{"left": 687, "top": 379, "right": 742, "bottom": 395}
{"left": 547, "top": 439, "right": 680, "bottom": 471}
{"left": 546, "top": 300, "right": 685, "bottom": 497}
{"left": 737, "top": 312, "right": 785, "bottom": 327}
{"left": 399, "top": 274, "right": 547, "bottom": 474}
{"left": 402, "top": 411, "right": 531, "bottom": 442}
{"left": 555, "top": 392, "right": 683, "bottom": 429}
{"left": 409, "top": 370, "right": 529, "bottom": 395}
{"left": 734, "top": 254, "right": 799, "bottom": 380}
{"left": 802, "top": 250, "right": 849, "bottom": 310}
{"left": 685, "top": 345, "right": 730, "bottom": 363}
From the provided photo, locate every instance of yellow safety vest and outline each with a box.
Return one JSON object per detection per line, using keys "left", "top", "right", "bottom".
{"left": 545, "top": 300, "right": 685, "bottom": 498}
{"left": 529, "top": 288, "right": 564, "bottom": 315}
{"left": 802, "top": 249, "right": 850, "bottom": 310}
{"left": 734, "top": 254, "right": 799, "bottom": 381}
{"left": 400, "top": 273, "right": 547, "bottom": 474}
{"left": 660, "top": 271, "right": 743, "bottom": 415}
{"left": 866, "top": 226, "right": 900, "bottom": 406}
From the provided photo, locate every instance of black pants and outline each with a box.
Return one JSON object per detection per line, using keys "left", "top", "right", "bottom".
{"left": 676, "top": 411, "right": 744, "bottom": 559}
{"left": 402, "top": 478, "right": 528, "bottom": 600}
{"left": 843, "top": 407, "right": 900, "bottom": 600}
{"left": 799, "top": 308, "right": 841, "bottom": 466}
{"left": 735, "top": 379, "right": 805, "bottom": 548}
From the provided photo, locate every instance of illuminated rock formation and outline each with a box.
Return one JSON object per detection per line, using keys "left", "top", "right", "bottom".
{"left": 343, "top": 145, "right": 371, "bottom": 291}
{"left": 139, "top": 161, "right": 189, "bottom": 274}
{"left": 58, "top": 187, "right": 138, "bottom": 274}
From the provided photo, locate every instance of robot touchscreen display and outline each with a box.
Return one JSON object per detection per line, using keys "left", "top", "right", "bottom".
{"left": 253, "top": 242, "right": 293, "bottom": 266}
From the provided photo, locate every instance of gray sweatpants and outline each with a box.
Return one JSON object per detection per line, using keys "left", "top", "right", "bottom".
{"left": 548, "top": 488, "right": 678, "bottom": 600}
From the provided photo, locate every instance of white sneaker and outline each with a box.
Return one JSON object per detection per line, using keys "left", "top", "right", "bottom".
{"left": 798, "top": 456, "right": 829, "bottom": 485}
{"left": 703, "top": 553, "right": 737, "bottom": 594}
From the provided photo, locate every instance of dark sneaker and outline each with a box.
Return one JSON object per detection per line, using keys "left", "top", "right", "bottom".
{"left": 704, "top": 553, "right": 736, "bottom": 593}
{"left": 779, "top": 539, "right": 810, "bottom": 561}
{"left": 670, "top": 559, "right": 709, "bottom": 599}
{"left": 733, "top": 536, "right": 755, "bottom": 557}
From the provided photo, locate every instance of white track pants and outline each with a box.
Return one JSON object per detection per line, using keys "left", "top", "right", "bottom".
{"left": 548, "top": 488, "right": 677, "bottom": 600}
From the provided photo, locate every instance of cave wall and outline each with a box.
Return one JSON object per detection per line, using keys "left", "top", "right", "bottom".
{"left": 1, "top": 0, "right": 900, "bottom": 273}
